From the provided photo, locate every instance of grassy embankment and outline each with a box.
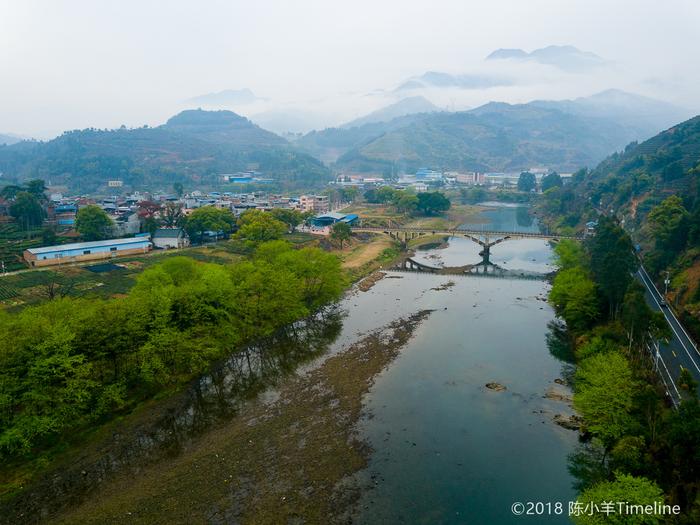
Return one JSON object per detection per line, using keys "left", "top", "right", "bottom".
{"left": 52, "top": 311, "right": 433, "bottom": 525}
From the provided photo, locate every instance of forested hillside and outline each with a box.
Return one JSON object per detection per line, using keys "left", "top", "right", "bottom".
{"left": 0, "top": 110, "right": 331, "bottom": 192}
{"left": 540, "top": 115, "right": 700, "bottom": 336}
{"left": 302, "top": 91, "right": 688, "bottom": 175}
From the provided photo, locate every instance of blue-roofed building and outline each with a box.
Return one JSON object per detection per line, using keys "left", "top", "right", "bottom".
{"left": 311, "top": 212, "right": 359, "bottom": 227}
{"left": 24, "top": 237, "right": 152, "bottom": 267}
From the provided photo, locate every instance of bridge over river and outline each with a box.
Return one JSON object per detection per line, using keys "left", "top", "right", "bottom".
{"left": 352, "top": 226, "right": 580, "bottom": 264}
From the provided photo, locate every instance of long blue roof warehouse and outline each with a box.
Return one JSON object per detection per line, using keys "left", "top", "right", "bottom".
{"left": 311, "top": 212, "right": 359, "bottom": 227}
{"left": 24, "top": 237, "right": 152, "bottom": 267}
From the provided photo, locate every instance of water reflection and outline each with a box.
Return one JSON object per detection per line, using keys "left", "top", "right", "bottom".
{"left": 7, "top": 309, "right": 345, "bottom": 522}
{"left": 182, "top": 310, "right": 344, "bottom": 438}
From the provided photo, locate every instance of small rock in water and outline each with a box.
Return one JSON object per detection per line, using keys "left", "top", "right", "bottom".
{"left": 485, "top": 382, "right": 507, "bottom": 392}
{"left": 553, "top": 414, "right": 584, "bottom": 431}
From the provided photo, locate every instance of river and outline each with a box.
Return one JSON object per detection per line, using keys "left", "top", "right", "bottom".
{"left": 9, "top": 203, "right": 579, "bottom": 524}
{"left": 346, "top": 203, "right": 578, "bottom": 524}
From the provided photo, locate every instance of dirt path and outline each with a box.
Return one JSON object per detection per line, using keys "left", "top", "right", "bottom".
{"left": 341, "top": 236, "right": 393, "bottom": 269}
{"left": 52, "top": 311, "right": 433, "bottom": 525}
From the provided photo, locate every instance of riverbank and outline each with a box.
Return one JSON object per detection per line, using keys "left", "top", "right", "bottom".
{"left": 0, "top": 231, "right": 406, "bottom": 521}
{"left": 49, "top": 311, "right": 433, "bottom": 524}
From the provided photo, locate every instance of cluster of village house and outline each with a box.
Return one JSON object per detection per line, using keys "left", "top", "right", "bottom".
{"left": 334, "top": 168, "right": 571, "bottom": 192}
{"left": 10, "top": 166, "right": 570, "bottom": 269}
{"left": 18, "top": 189, "right": 361, "bottom": 268}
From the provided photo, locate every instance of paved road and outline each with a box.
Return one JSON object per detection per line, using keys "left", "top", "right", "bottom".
{"left": 637, "top": 264, "right": 700, "bottom": 406}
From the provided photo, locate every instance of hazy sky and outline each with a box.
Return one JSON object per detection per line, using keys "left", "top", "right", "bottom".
{"left": 2, "top": 0, "right": 699, "bottom": 137}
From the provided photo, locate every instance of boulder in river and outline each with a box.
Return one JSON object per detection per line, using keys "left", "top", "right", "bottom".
{"left": 553, "top": 414, "right": 584, "bottom": 431}
{"left": 485, "top": 382, "right": 507, "bottom": 392}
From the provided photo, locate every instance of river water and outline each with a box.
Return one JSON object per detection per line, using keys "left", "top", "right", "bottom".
{"left": 10, "top": 204, "right": 578, "bottom": 524}
{"left": 345, "top": 203, "right": 578, "bottom": 524}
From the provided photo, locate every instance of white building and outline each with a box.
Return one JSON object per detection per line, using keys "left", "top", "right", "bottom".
{"left": 152, "top": 228, "right": 190, "bottom": 249}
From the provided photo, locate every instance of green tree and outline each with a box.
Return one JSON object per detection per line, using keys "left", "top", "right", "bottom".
{"left": 648, "top": 195, "right": 689, "bottom": 257}
{"left": 184, "top": 206, "right": 236, "bottom": 244}
{"left": 236, "top": 209, "right": 286, "bottom": 242}
{"left": 517, "top": 172, "right": 536, "bottom": 192}
{"left": 394, "top": 192, "right": 419, "bottom": 215}
{"left": 587, "top": 217, "right": 636, "bottom": 318}
{"left": 375, "top": 186, "right": 398, "bottom": 204}
{"left": 553, "top": 239, "right": 588, "bottom": 270}
{"left": 339, "top": 186, "right": 359, "bottom": 203}
{"left": 173, "top": 182, "right": 184, "bottom": 198}
{"left": 270, "top": 208, "right": 304, "bottom": 232}
{"left": 574, "top": 351, "right": 637, "bottom": 447}
{"left": 0, "top": 184, "right": 24, "bottom": 200}
{"left": 416, "top": 191, "right": 451, "bottom": 215}
{"left": 26, "top": 179, "right": 48, "bottom": 201}
{"left": 572, "top": 473, "right": 665, "bottom": 525}
{"left": 330, "top": 222, "right": 352, "bottom": 248}
{"left": 541, "top": 172, "right": 563, "bottom": 192}
{"left": 41, "top": 226, "right": 58, "bottom": 245}
{"left": 271, "top": 244, "right": 346, "bottom": 310}
{"left": 10, "top": 191, "right": 45, "bottom": 230}
{"left": 75, "top": 205, "right": 113, "bottom": 241}
{"left": 550, "top": 268, "right": 599, "bottom": 332}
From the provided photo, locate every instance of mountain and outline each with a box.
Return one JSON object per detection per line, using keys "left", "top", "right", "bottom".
{"left": 341, "top": 97, "right": 439, "bottom": 129}
{"left": 395, "top": 71, "right": 512, "bottom": 91}
{"left": 548, "top": 115, "right": 700, "bottom": 333}
{"left": 581, "top": 115, "right": 700, "bottom": 203}
{"left": 186, "top": 88, "right": 261, "bottom": 106}
{"left": 0, "top": 133, "right": 23, "bottom": 146}
{"left": 0, "top": 109, "right": 330, "bottom": 192}
{"left": 485, "top": 48, "right": 528, "bottom": 60}
{"left": 249, "top": 109, "right": 333, "bottom": 135}
{"left": 530, "top": 89, "right": 690, "bottom": 141}
{"left": 295, "top": 113, "right": 434, "bottom": 165}
{"left": 162, "top": 109, "right": 285, "bottom": 145}
{"left": 332, "top": 91, "right": 689, "bottom": 174}
{"left": 486, "top": 45, "right": 605, "bottom": 71}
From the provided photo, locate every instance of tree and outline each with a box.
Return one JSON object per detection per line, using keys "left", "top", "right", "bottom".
{"left": 9, "top": 192, "right": 44, "bottom": 230}
{"left": 541, "top": 172, "right": 563, "bottom": 192}
{"left": 26, "top": 179, "right": 47, "bottom": 201}
{"left": 394, "top": 192, "right": 419, "bottom": 215}
{"left": 330, "top": 222, "right": 352, "bottom": 248}
{"left": 375, "top": 186, "right": 398, "bottom": 204}
{"left": 338, "top": 186, "right": 359, "bottom": 203}
{"left": 621, "top": 283, "right": 671, "bottom": 352}
{"left": 572, "top": 473, "right": 665, "bottom": 525}
{"left": 270, "top": 208, "right": 304, "bottom": 232}
{"left": 587, "top": 216, "right": 636, "bottom": 318}
{"left": 550, "top": 268, "right": 599, "bottom": 332}
{"left": 236, "top": 209, "right": 286, "bottom": 242}
{"left": 173, "top": 182, "right": 184, "bottom": 198}
{"left": 416, "top": 192, "right": 451, "bottom": 215}
{"left": 41, "top": 226, "right": 57, "bottom": 245}
{"left": 185, "top": 206, "right": 236, "bottom": 243}
{"left": 0, "top": 184, "right": 24, "bottom": 200}
{"left": 553, "top": 239, "right": 588, "bottom": 270}
{"left": 161, "top": 202, "right": 184, "bottom": 228}
{"left": 75, "top": 205, "right": 113, "bottom": 241}
{"left": 574, "top": 351, "right": 637, "bottom": 447}
{"left": 648, "top": 195, "right": 689, "bottom": 256}
{"left": 517, "top": 172, "right": 536, "bottom": 192}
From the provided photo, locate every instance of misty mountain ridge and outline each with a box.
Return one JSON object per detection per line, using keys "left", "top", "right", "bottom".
{"left": 341, "top": 96, "right": 440, "bottom": 129}
{"left": 395, "top": 71, "right": 512, "bottom": 91}
{"left": 486, "top": 45, "right": 605, "bottom": 71}
{"left": 0, "top": 133, "right": 24, "bottom": 146}
{"left": 0, "top": 109, "right": 329, "bottom": 192}
{"left": 326, "top": 89, "right": 690, "bottom": 174}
